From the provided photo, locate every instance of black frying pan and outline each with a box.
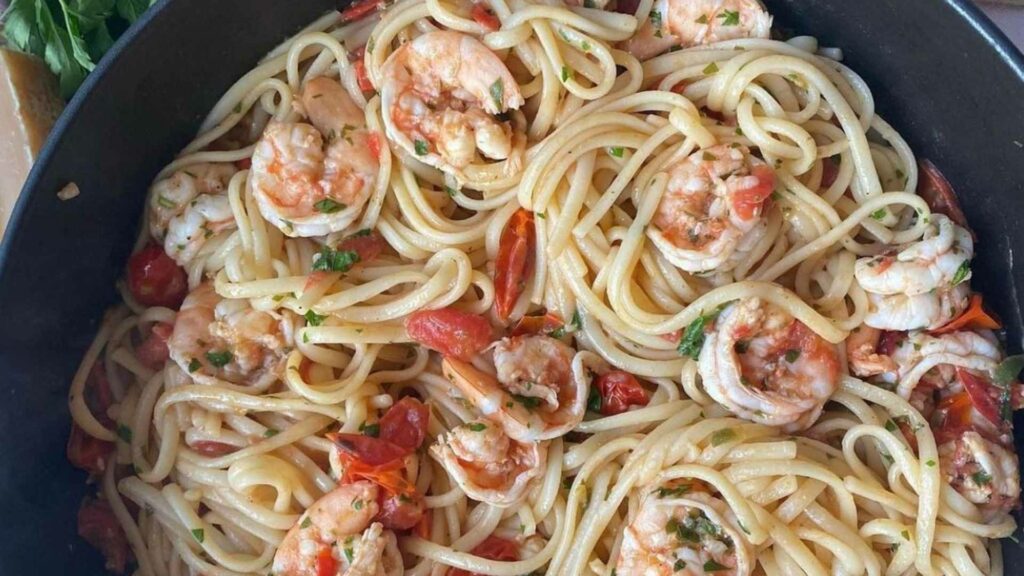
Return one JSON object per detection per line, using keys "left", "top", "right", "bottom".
{"left": 0, "top": 0, "right": 1022, "bottom": 573}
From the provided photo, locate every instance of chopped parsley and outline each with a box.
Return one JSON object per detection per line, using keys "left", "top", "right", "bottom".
{"left": 444, "top": 185, "right": 458, "bottom": 198}
{"left": 704, "top": 560, "right": 727, "bottom": 572}
{"left": 468, "top": 422, "right": 488, "bottom": 432}
{"left": 304, "top": 310, "right": 327, "bottom": 326}
{"left": 205, "top": 350, "right": 233, "bottom": 368}
{"left": 656, "top": 484, "right": 691, "bottom": 498}
{"left": 344, "top": 546, "right": 355, "bottom": 563}
{"left": 264, "top": 428, "right": 280, "bottom": 438}
{"left": 951, "top": 260, "right": 970, "bottom": 286}
{"left": 300, "top": 516, "right": 313, "bottom": 529}
{"left": 609, "top": 146, "right": 625, "bottom": 158}
{"left": 784, "top": 349, "right": 801, "bottom": 363}
{"left": 901, "top": 529, "right": 911, "bottom": 540}
{"left": 359, "top": 422, "right": 381, "bottom": 437}
{"left": 884, "top": 419, "right": 898, "bottom": 433}
{"left": 188, "top": 358, "right": 202, "bottom": 373}
{"left": 561, "top": 66, "right": 574, "bottom": 82}
{"left": 313, "top": 198, "right": 345, "bottom": 214}
{"left": 512, "top": 394, "right": 542, "bottom": 410}
{"left": 414, "top": 139, "right": 429, "bottom": 155}
{"left": 674, "top": 559, "right": 687, "bottom": 571}
{"left": 353, "top": 498, "right": 364, "bottom": 510}
{"left": 649, "top": 10, "right": 663, "bottom": 28}
{"left": 710, "top": 427, "right": 736, "bottom": 446}
{"left": 972, "top": 470, "right": 992, "bottom": 486}
{"left": 157, "top": 195, "right": 176, "bottom": 209}
{"left": 587, "top": 387, "right": 603, "bottom": 412}
{"left": 718, "top": 9, "right": 740, "bottom": 26}
{"left": 677, "top": 303, "right": 731, "bottom": 359}
{"left": 312, "top": 246, "right": 360, "bottom": 272}
{"left": 570, "top": 309, "right": 582, "bottom": 331}
{"left": 695, "top": 14, "right": 709, "bottom": 24}
{"left": 116, "top": 424, "right": 132, "bottom": 443}
{"left": 489, "top": 79, "right": 504, "bottom": 110}
{"left": 870, "top": 208, "right": 888, "bottom": 221}
{"left": 925, "top": 459, "right": 936, "bottom": 467}
{"left": 703, "top": 62, "right": 720, "bottom": 75}
{"left": 191, "top": 528, "right": 205, "bottom": 543}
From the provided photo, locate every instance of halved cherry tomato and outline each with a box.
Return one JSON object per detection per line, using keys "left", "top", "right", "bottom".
{"left": 471, "top": 3, "right": 501, "bottom": 31}
{"left": 339, "top": 0, "right": 381, "bottom": 23}
{"left": 379, "top": 397, "right": 430, "bottom": 453}
{"left": 136, "top": 323, "right": 173, "bottom": 370}
{"left": 126, "top": 244, "right": 188, "bottom": 308}
{"left": 339, "top": 231, "right": 386, "bottom": 264}
{"left": 316, "top": 544, "right": 339, "bottom": 576}
{"left": 342, "top": 456, "right": 415, "bottom": 496}
{"left": 595, "top": 371, "right": 649, "bottom": 415}
{"left": 78, "top": 498, "right": 128, "bottom": 574}
{"left": 449, "top": 536, "right": 520, "bottom": 576}
{"left": 378, "top": 490, "right": 424, "bottom": 530}
{"left": 917, "top": 160, "right": 970, "bottom": 232}
{"left": 84, "top": 364, "right": 115, "bottom": 427}
{"left": 509, "top": 312, "right": 564, "bottom": 337}
{"left": 494, "top": 209, "right": 535, "bottom": 321}
{"left": 406, "top": 307, "right": 493, "bottom": 361}
{"left": 957, "top": 367, "right": 1006, "bottom": 428}
{"left": 730, "top": 165, "right": 775, "bottom": 221}
{"left": 190, "top": 440, "right": 239, "bottom": 456}
{"left": 935, "top": 391, "right": 974, "bottom": 444}
{"left": 67, "top": 425, "right": 114, "bottom": 475}
{"left": 931, "top": 294, "right": 1001, "bottom": 335}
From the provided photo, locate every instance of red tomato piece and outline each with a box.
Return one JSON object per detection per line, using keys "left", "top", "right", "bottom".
{"left": 354, "top": 59, "right": 374, "bottom": 92}
{"left": 78, "top": 499, "right": 129, "bottom": 574}
{"left": 595, "top": 371, "right": 649, "bottom": 415}
{"left": 917, "top": 160, "right": 970, "bottom": 232}
{"left": 379, "top": 397, "right": 430, "bottom": 453}
{"left": 234, "top": 157, "right": 252, "bottom": 170}
{"left": 339, "top": 0, "right": 381, "bottom": 23}
{"left": 126, "top": 244, "right": 188, "bottom": 308}
{"left": 471, "top": 3, "right": 501, "bottom": 31}
{"left": 330, "top": 433, "right": 407, "bottom": 466}
{"left": 935, "top": 391, "right": 974, "bottom": 445}
{"left": 821, "top": 156, "right": 839, "bottom": 188}
{"left": 957, "top": 368, "right": 1006, "bottom": 428}
{"left": 494, "top": 209, "right": 536, "bottom": 321}
{"left": 378, "top": 490, "right": 424, "bottom": 530}
{"left": 67, "top": 424, "right": 114, "bottom": 475}
{"left": 730, "top": 165, "right": 775, "bottom": 221}
{"left": 415, "top": 509, "right": 432, "bottom": 539}
{"left": 931, "top": 294, "right": 1001, "bottom": 335}
{"left": 367, "top": 132, "right": 384, "bottom": 160}
{"left": 450, "top": 536, "right": 520, "bottom": 576}
{"left": 405, "top": 307, "right": 493, "bottom": 361}
{"left": 136, "top": 323, "right": 173, "bottom": 370}
{"left": 84, "top": 364, "right": 116, "bottom": 427}
{"left": 316, "top": 544, "right": 339, "bottom": 576}
{"left": 339, "top": 231, "right": 386, "bottom": 264}
{"left": 509, "top": 312, "right": 564, "bottom": 337}
{"left": 190, "top": 440, "right": 239, "bottom": 456}
{"left": 614, "top": 0, "right": 641, "bottom": 14}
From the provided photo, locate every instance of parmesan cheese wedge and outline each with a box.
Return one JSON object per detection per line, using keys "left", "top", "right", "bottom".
{"left": 0, "top": 48, "right": 65, "bottom": 240}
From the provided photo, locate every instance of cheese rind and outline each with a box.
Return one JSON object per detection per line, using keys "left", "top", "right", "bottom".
{"left": 0, "top": 48, "right": 65, "bottom": 240}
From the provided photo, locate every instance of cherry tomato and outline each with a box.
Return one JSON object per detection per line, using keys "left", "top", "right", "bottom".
{"left": 316, "top": 544, "right": 339, "bottom": 576}
{"left": 730, "top": 165, "right": 775, "bottom": 221}
{"left": 595, "top": 371, "right": 649, "bottom": 415}
{"left": 494, "top": 209, "right": 535, "bottom": 321}
{"left": 957, "top": 368, "right": 1006, "bottom": 428}
{"left": 406, "top": 307, "right": 493, "bottom": 361}
{"left": 449, "top": 536, "right": 519, "bottom": 576}
{"left": 126, "top": 244, "right": 188, "bottom": 308}
{"left": 471, "top": 3, "right": 501, "bottom": 31}
{"left": 339, "top": 0, "right": 381, "bottom": 23}
{"left": 339, "top": 231, "right": 386, "bottom": 264}
{"left": 932, "top": 294, "right": 1001, "bottom": 335}
{"left": 330, "top": 433, "right": 407, "bottom": 466}
{"left": 136, "top": 323, "right": 173, "bottom": 370}
{"left": 509, "top": 312, "right": 564, "bottom": 338}
{"left": 190, "top": 440, "right": 239, "bottom": 456}
{"left": 78, "top": 498, "right": 128, "bottom": 574}
{"left": 378, "top": 490, "right": 424, "bottom": 530}
{"left": 67, "top": 424, "right": 114, "bottom": 475}
{"left": 379, "top": 397, "right": 430, "bottom": 453}
{"left": 917, "top": 160, "right": 970, "bottom": 232}
{"left": 935, "top": 391, "right": 974, "bottom": 445}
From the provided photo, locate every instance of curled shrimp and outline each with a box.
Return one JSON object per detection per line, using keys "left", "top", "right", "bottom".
{"left": 251, "top": 77, "right": 379, "bottom": 237}
{"left": 149, "top": 163, "right": 237, "bottom": 266}
{"left": 890, "top": 330, "right": 999, "bottom": 398}
{"left": 855, "top": 214, "right": 973, "bottom": 330}
{"left": 380, "top": 31, "right": 525, "bottom": 180}
{"left": 430, "top": 419, "right": 547, "bottom": 507}
{"left": 273, "top": 481, "right": 404, "bottom": 576}
{"left": 624, "top": 0, "right": 771, "bottom": 60}
{"left": 699, "top": 298, "right": 840, "bottom": 431}
{"left": 617, "top": 480, "right": 753, "bottom": 576}
{"left": 168, "top": 283, "right": 294, "bottom": 388}
{"left": 939, "top": 431, "right": 1020, "bottom": 520}
{"left": 441, "top": 335, "right": 588, "bottom": 442}
{"left": 845, "top": 326, "right": 898, "bottom": 378}
{"left": 647, "top": 144, "right": 775, "bottom": 273}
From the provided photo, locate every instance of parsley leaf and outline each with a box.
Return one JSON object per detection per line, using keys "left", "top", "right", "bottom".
{"left": 187, "top": 358, "right": 202, "bottom": 373}
{"left": 561, "top": 65, "right": 574, "bottom": 82}
{"left": 205, "top": 350, "right": 233, "bottom": 368}
{"left": 304, "top": 310, "right": 327, "bottom": 326}
{"left": 414, "top": 139, "right": 429, "bottom": 155}
{"left": 870, "top": 208, "right": 888, "bottom": 221}
{"left": 359, "top": 422, "right": 381, "bottom": 437}
{"left": 489, "top": 79, "right": 504, "bottom": 110}
{"left": 468, "top": 422, "right": 487, "bottom": 432}
{"left": 703, "top": 62, "right": 720, "bottom": 75}
{"left": 951, "top": 260, "right": 970, "bottom": 286}
{"left": 677, "top": 303, "right": 731, "bottom": 359}
{"left": 191, "top": 528, "right": 205, "bottom": 543}
{"left": 587, "top": 387, "right": 602, "bottom": 412}
{"left": 116, "top": 424, "right": 132, "bottom": 443}
{"left": 718, "top": 9, "right": 740, "bottom": 26}
{"left": 971, "top": 470, "right": 992, "bottom": 486}
{"left": 609, "top": 146, "right": 624, "bottom": 158}
{"left": 313, "top": 198, "right": 345, "bottom": 214}
{"left": 704, "top": 560, "right": 727, "bottom": 572}
{"left": 710, "top": 428, "right": 736, "bottom": 446}
{"left": 312, "top": 246, "right": 360, "bottom": 272}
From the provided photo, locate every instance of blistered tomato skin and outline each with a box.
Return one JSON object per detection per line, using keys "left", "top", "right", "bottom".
{"left": 126, "top": 244, "right": 188, "bottom": 308}
{"left": 405, "top": 307, "right": 493, "bottom": 361}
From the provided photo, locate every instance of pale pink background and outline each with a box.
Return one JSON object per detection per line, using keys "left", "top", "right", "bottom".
{"left": 979, "top": 2, "right": 1024, "bottom": 49}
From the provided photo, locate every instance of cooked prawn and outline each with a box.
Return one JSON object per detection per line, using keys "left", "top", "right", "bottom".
{"left": 168, "top": 283, "right": 293, "bottom": 388}
{"left": 845, "top": 326, "right": 897, "bottom": 378}
{"left": 939, "top": 431, "right": 1021, "bottom": 520}
{"left": 886, "top": 330, "right": 1000, "bottom": 398}
{"left": 624, "top": 0, "right": 772, "bottom": 60}
{"left": 855, "top": 214, "right": 973, "bottom": 330}
{"left": 647, "top": 144, "right": 775, "bottom": 273}
{"left": 441, "top": 335, "right": 587, "bottom": 442}
{"left": 251, "top": 77, "right": 379, "bottom": 238}
{"left": 380, "top": 31, "right": 524, "bottom": 180}
{"left": 617, "top": 480, "right": 753, "bottom": 576}
{"left": 699, "top": 298, "right": 840, "bottom": 431}
{"left": 430, "top": 419, "right": 547, "bottom": 507}
{"left": 272, "top": 481, "right": 404, "bottom": 576}
{"left": 149, "top": 163, "right": 237, "bottom": 266}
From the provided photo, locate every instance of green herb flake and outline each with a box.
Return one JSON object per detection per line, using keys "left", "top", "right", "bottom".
{"left": 703, "top": 62, "right": 720, "bottom": 75}
{"left": 561, "top": 66, "right": 574, "bottom": 83}
{"left": 719, "top": 10, "right": 740, "bottom": 26}
{"left": 414, "top": 139, "right": 429, "bottom": 156}
{"left": 870, "top": 208, "right": 888, "bottom": 221}
{"left": 972, "top": 470, "right": 992, "bottom": 486}
{"left": 359, "top": 422, "right": 381, "bottom": 438}
{"left": 188, "top": 358, "right": 202, "bottom": 373}
{"left": 587, "top": 387, "right": 602, "bottom": 413}
{"left": 468, "top": 422, "right": 487, "bottom": 432}
{"left": 344, "top": 547, "right": 355, "bottom": 563}
{"left": 649, "top": 10, "right": 663, "bottom": 28}
{"left": 304, "top": 310, "right": 327, "bottom": 326}
{"left": 674, "top": 559, "right": 687, "bottom": 571}
{"left": 710, "top": 427, "right": 736, "bottom": 446}
{"left": 609, "top": 146, "right": 625, "bottom": 158}
{"left": 512, "top": 394, "right": 542, "bottom": 411}
{"left": 116, "top": 424, "right": 132, "bottom": 443}
{"left": 704, "top": 560, "right": 727, "bottom": 572}
{"left": 313, "top": 198, "right": 346, "bottom": 214}
{"left": 656, "top": 484, "right": 691, "bottom": 498}
{"left": 951, "top": 260, "right": 970, "bottom": 286}
{"left": 489, "top": 79, "right": 504, "bottom": 110}
{"left": 191, "top": 528, "right": 205, "bottom": 543}
{"left": 925, "top": 459, "right": 936, "bottom": 467}
{"left": 677, "top": 304, "right": 731, "bottom": 359}
{"left": 353, "top": 499, "right": 364, "bottom": 510}
{"left": 444, "top": 185, "right": 458, "bottom": 198}
{"left": 300, "top": 516, "right": 313, "bottom": 529}
{"left": 571, "top": 309, "right": 582, "bottom": 331}
{"left": 312, "top": 246, "right": 361, "bottom": 272}
{"left": 784, "top": 349, "right": 801, "bottom": 363}
{"left": 205, "top": 350, "right": 233, "bottom": 368}
{"left": 884, "top": 419, "right": 898, "bottom": 433}
{"left": 901, "top": 529, "right": 911, "bottom": 540}
{"left": 157, "top": 195, "right": 176, "bottom": 209}
{"left": 695, "top": 14, "right": 709, "bottom": 24}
